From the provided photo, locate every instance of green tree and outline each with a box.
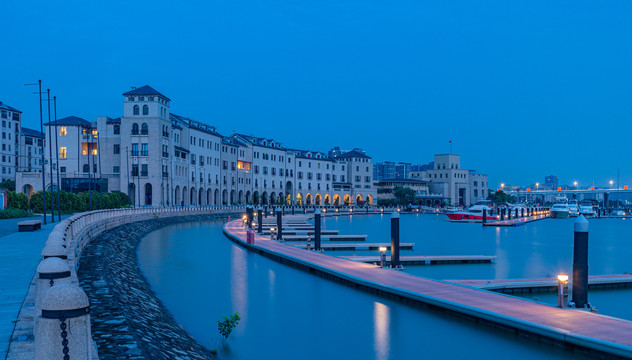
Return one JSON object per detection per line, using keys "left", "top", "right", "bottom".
{"left": 393, "top": 186, "right": 416, "bottom": 204}
{"left": 0, "top": 180, "right": 16, "bottom": 191}
{"left": 488, "top": 190, "right": 515, "bottom": 204}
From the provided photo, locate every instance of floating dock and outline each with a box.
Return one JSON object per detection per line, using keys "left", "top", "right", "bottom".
{"left": 291, "top": 242, "right": 414, "bottom": 251}
{"left": 484, "top": 214, "right": 549, "bottom": 227}
{"left": 224, "top": 219, "right": 632, "bottom": 358}
{"left": 451, "top": 274, "right": 632, "bottom": 293}
{"left": 342, "top": 255, "right": 496, "bottom": 265}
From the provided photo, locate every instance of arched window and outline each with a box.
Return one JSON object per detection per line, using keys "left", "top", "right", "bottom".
{"left": 82, "top": 164, "right": 89, "bottom": 173}
{"left": 131, "top": 123, "right": 139, "bottom": 135}
{"left": 141, "top": 123, "right": 148, "bottom": 135}
{"left": 142, "top": 105, "right": 149, "bottom": 115}
{"left": 133, "top": 105, "right": 139, "bottom": 115}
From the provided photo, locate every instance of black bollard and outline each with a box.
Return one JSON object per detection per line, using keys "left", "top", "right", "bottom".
{"left": 390, "top": 211, "right": 401, "bottom": 268}
{"left": 257, "top": 206, "right": 263, "bottom": 234}
{"left": 482, "top": 208, "right": 487, "bottom": 224}
{"left": 276, "top": 207, "right": 283, "bottom": 241}
{"left": 515, "top": 208, "right": 518, "bottom": 218}
{"left": 521, "top": 208, "right": 524, "bottom": 218}
{"left": 507, "top": 208, "right": 511, "bottom": 220}
{"left": 246, "top": 205, "right": 253, "bottom": 228}
{"left": 500, "top": 208, "right": 505, "bottom": 221}
{"left": 314, "top": 209, "right": 322, "bottom": 251}
{"left": 571, "top": 216, "right": 589, "bottom": 308}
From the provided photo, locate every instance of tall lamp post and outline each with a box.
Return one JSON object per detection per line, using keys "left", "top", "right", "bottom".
{"left": 46, "top": 89, "right": 56, "bottom": 223}
{"left": 24, "top": 80, "right": 47, "bottom": 224}
{"left": 53, "top": 96, "right": 61, "bottom": 221}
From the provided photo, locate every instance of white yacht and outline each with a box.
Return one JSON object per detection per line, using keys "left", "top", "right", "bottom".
{"left": 579, "top": 200, "right": 597, "bottom": 217}
{"left": 568, "top": 201, "right": 579, "bottom": 217}
{"left": 550, "top": 197, "right": 571, "bottom": 219}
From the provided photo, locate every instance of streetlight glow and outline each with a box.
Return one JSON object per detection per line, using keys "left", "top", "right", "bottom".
{"left": 557, "top": 274, "right": 569, "bottom": 283}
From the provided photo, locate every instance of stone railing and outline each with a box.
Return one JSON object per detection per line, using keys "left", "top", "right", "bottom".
{"left": 29, "top": 205, "right": 245, "bottom": 360}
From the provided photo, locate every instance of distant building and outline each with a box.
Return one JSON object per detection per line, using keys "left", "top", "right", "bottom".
{"left": 409, "top": 154, "right": 488, "bottom": 206}
{"left": 16, "top": 127, "right": 44, "bottom": 196}
{"left": 0, "top": 100, "right": 21, "bottom": 182}
{"left": 545, "top": 175, "right": 558, "bottom": 189}
{"left": 373, "top": 161, "right": 411, "bottom": 181}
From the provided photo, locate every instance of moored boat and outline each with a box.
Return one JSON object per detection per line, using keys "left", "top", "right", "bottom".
{"left": 550, "top": 197, "right": 571, "bottom": 219}
{"left": 568, "top": 201, "right": 579, "bottom": 217}
{"left": 445, "top": 200, "right": 497, "bottom": 222}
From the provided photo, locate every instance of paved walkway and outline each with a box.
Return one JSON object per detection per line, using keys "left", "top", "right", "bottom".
{"left": 225, "top": 219, "right": 632, "bottom": 358}
{"left": 0, "top": 218, "right": 57, "bottom": 358}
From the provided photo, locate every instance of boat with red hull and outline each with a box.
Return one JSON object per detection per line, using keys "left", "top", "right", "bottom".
{"left": 445, "top": 201, "right": 498, "bottom": 223}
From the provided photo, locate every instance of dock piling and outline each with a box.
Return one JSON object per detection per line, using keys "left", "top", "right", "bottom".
{"left": 571, "top": 215, "right": 590, "bottom": 308}
{"left": 390, "top": 211, "right": 401, "bottom": 269}
{"left": 276, "top": 207, "right": 283, "bottom": 241}
{"left": 314, "top": 209, "right": 322, "bottom": 251}
{"left": 482, "top": 209, "right": 487, "bottom": 224}
{"left": 257, "top": 206, "right": 263, "bottom": 233}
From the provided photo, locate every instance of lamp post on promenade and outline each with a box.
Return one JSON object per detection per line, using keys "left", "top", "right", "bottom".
{"left": 25, "top": 80, "right": 47, "bottom": 225}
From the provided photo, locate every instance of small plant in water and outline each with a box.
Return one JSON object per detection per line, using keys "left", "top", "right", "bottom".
{"left": 217, "top": 312, "right": 241, "bottom": 343}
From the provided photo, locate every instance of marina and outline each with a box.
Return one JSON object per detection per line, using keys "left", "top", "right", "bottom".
{"left": 223, "top": 218, "right": 632, "bottom": 358}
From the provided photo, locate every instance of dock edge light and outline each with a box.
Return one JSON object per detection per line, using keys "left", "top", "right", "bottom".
{"left": 378, "top": 246, "right": 387, "bottom": 268}
{"left": 378, "top": 246, "right": 387, "bottom": 253}
{"left": 557, "top": 274, "right": 569, "bottom": 283}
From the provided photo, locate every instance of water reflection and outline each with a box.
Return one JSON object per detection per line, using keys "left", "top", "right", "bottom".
{"left": 373, "top": 302, "right": 390, "bottom": 360}
{"left": 230, "top": 245, "right": 248, "bottom": 331}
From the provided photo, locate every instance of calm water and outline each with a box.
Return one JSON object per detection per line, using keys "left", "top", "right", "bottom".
{"left": 138, "top": 220, "right": 594, "bottom": 359}
{"left": 321, "top": 214, "right": 632, "bottom": 280}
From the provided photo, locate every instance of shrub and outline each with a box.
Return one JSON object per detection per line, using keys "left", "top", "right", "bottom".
{"left": 217, "top": 312, "right": 241, "bottom": 342}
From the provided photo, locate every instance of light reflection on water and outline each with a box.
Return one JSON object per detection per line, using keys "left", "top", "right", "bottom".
{"left": 138, "top": 221, "right": 589, "bottom": 360}
{"left": 373, "top": 302, "right": 390, "bottom": 360}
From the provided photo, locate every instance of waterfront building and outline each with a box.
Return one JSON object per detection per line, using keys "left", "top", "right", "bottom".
{"left": 375, "top": 178, "right": 444, "bottom": 206}
{"left": 15, "top": 85, "right": 376, "bottom": 206}
{"left": 545, "top": 174, "right": 558, "bottom": 190}
{"left": 0, "top": 100, "right": 21, "bottom": 182}
{"left": 409, "top": 153, "right": 488, "bottom": 206}
{"left": 16, "top": 127, "right": 43, "bottom": 195}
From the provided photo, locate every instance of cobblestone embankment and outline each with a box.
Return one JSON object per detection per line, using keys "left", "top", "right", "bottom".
{"left": 78, "top": 214, "right": 233, "bottom": 360}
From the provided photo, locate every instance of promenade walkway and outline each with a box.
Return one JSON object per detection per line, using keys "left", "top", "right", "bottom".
{"left": 225, "top": 218, "right": 632, "bottom": 358}
{"left": 0, "top": 216, "right": 57, "bottom": 358}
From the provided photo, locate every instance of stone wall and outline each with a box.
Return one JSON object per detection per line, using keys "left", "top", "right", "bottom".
{"left": 79, "top": 214, "right": 231, "bottom": 359}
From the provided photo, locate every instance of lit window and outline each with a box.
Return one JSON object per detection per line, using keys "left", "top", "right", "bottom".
{"left": 59, "top": 147, "right": 67, "bottom": 159}
{"left": 59, "top": 126, "right": 67, "bottom": 136}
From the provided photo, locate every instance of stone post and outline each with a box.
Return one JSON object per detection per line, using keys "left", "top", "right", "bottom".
{"left": 35, "top": 257, "right": 72, "bottom": 316}
{"left": 41, "top": 244, "right": 67, "bottom": 260}
{"left": 35, "top": 284, "right": 92, "bottom": 360}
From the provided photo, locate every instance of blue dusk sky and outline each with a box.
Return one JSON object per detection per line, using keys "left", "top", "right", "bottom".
{"left": 1, "top": 0, "right": 631, "bottom": 188}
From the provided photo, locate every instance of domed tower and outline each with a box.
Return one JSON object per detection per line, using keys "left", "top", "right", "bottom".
{"left": 120, "top": 85, "right": 172, "bottom": 206}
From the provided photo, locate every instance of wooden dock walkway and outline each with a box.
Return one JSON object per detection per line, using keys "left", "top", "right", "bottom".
{"left": 224, "top": 219, "right": 632, "bottom": 359}
{"left": 484, "top": 213, "right": 549, "bottom": 227}
{"left": 342, "top": 255, "right": 496, "bottom": 265}
{"left": 279, "top": 234, "right": 367, "bottom": 242}
{"left": 290, "top": 242, "right": 413, "bottom": 251}
{"left": 451, "top": 274, "right": 632, "bottom": 293}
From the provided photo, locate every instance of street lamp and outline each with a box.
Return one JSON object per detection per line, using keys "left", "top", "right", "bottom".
{"left": 574, "top": 181, "right": 578, "bottom": 190}
{"left": 557, "top": 274, "right": 569, "bottom": 308}
{"left": 501, "top": 183, "right": 505, "bottom": 190}
{"left": 610, "top": 180, "right": 614, "bottom": 188}
{"left": 379, "top": 246, "right": 387, "bottom": 268}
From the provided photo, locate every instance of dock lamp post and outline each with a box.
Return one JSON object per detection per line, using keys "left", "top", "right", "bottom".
{"left": 557, "top": 274, "right": 569, "bottom": 308}
{"left": 379, "top": 246, "right": 387, "bottom": 268}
